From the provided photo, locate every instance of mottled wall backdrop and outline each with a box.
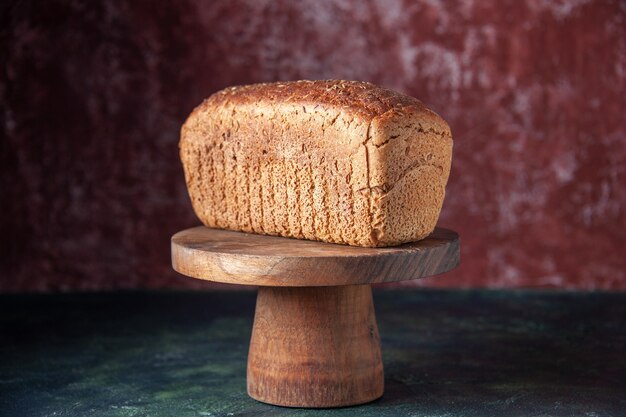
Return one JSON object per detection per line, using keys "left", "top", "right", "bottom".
{"left": 1, "top": 0, "right": 625, "bottom": 291}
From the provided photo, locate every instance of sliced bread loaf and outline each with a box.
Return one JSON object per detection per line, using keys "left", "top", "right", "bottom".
{"left": 180, "top": 80, "right": 452, "bottom": 247}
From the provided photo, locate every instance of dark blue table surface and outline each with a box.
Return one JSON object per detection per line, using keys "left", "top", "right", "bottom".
{"left": 1, "top": 289, "right": 625, "bottom": 416}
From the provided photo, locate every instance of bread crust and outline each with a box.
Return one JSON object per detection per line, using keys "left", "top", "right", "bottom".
{"left": 180, "top": 80, "right": 452, "bottom": 247}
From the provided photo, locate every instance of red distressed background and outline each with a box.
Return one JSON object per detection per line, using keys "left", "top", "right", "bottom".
{"left": 1, "top": 0, "right": 625, "bottom": 292}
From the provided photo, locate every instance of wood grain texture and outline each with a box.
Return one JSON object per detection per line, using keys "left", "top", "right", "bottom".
{"left": 171, "top": 226, "right": 460, "bottom": 407}
{"left": 247, "top": 285, "right": 383, "bottom": 408}
{"left": 171, "top": 227, "right": 459, "bottom": 287}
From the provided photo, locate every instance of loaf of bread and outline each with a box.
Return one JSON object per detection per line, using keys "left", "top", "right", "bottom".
{"left": 180, "top": 80, "right": 452, "bottom": 247}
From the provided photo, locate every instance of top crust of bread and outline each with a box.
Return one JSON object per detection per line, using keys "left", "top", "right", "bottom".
{"left": 194, "top": 80, "right": 451, "bottom": 138}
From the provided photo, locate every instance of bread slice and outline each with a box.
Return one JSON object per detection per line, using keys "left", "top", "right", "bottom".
{"left": 180, "top": 80, "right": 452, "bottom": 247}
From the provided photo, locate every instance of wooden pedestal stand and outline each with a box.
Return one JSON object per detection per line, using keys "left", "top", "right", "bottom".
{"left": 171, "top": 227, "right": 460, "bottom": 408}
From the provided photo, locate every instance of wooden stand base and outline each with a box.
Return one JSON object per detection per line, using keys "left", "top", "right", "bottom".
{"left": 171, "top": 227, "right": 459, "bottom": 408}
{"left": 247, "top": 285, "right": 383, "bottom": 408}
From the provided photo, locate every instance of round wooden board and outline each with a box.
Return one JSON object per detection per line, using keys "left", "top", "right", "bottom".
{"left": 171, "top": 227, "right": 460, "bottom": 287}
